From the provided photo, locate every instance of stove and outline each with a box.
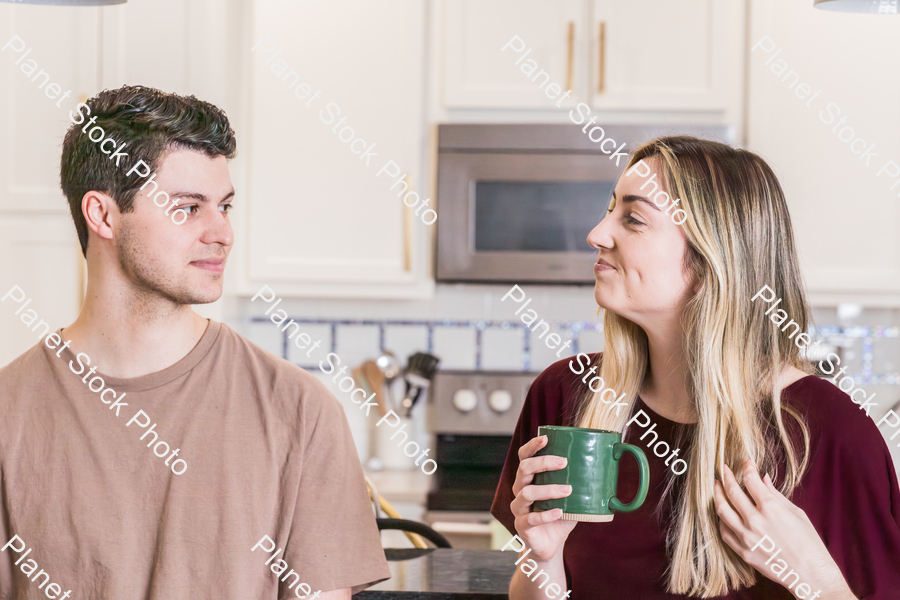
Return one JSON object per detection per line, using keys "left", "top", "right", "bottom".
{"left": 425, "top": 371, "right": 537, "bottom": 547}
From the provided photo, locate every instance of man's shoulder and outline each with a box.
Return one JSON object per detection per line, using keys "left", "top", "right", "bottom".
{"left": 213, "top": 323, "right": 339, "bottom": 412}
{"left": 0, "top": 340, "right": 52, "bottom": 395}
{"left": 215, "top": 322, "right": 314, "bottom": 377}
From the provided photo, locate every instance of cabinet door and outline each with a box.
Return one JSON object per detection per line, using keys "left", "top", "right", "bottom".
{"left": 0, "top": 216, "right": 84, "bottom": 367}
{"left": 591, "top": 0, "right": 743, "bottom": 111}
{"left": 0, "top": 4, "right": 96, "bottom": 367}
{"left": 96, "top": 0, "right": 233, "bottom": 108}
{"left": 0, "top": 4, "right": 100, "bottom": 215}
{"left": 246, "top": 0, "right": 432, "bottom": 299}
{"left": 442, "top": 0, "right": 586, "bottom": 109}
{"left": 748, "top": 0, "right": 900, "bottom": 305}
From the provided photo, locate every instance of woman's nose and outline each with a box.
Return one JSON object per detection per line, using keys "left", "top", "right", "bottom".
{"left": 587, "top": 216, "right": 613, "bottom": 250}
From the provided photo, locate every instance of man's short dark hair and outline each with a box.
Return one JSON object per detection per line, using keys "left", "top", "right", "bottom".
{"left": 60, "top": 85, "right": 237, "bottom": 255}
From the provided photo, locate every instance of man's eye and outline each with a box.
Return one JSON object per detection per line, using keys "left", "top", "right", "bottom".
{"left": 220, "top": 204, "right": 233, "bottom": 213}
{"left": 180, "top": 205, "right": 199, "bottom": 215}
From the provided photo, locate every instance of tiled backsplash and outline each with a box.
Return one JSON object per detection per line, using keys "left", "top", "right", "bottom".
{"left": 247, "top": 316, "right": 600, "bottom": 373}
{"left": 230, "top": 284, "right": 900, "bottom": 386}
{"left": 245, "top": 314, "right": 900, "bottom": 385}
{"left": 235, "top": 284, "right": 900, "bottom": 385}
{"left": 233, "top": 283, "right": 900, "bottom": 471}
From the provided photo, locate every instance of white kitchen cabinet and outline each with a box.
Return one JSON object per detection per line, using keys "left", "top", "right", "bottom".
{"left": 244, "top": 0, "right": 433, "bottom": 299}
{"left": 440, "top": 0, "right": 744, "bottom": 114}
{"left": 590, "top": 0, "right": 743, "bottom": 112}
{"left": 0, "top": 4, "right": 97, "bottom": 365}
{"left": 0, "top": 0, "right": 233, "bottom": 219}
{"left": 442, "top": 0, "right": 586, "bottom": 109}
{"left": 0, "top": 216, "right": 84, "bottom": 367}
{"left": 0, "top": 0, "right": 239, "bottom": 365}
{"left": 97, "top": 0, "right": 235, "bottom": 108}
{"left": 747, "top": 0, "right": 900, "bottom": 305}
{"left": 0, "top": 5, "right": 99, "bottom": 216}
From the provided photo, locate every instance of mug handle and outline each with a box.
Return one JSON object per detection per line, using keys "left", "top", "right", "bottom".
{"left": 608, "top": 443, "right": 650, "bottom": 513}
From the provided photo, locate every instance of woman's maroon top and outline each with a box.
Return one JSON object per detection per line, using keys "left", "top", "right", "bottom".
{"left": 491, "top": 354, "right": 900, "bottom": 599}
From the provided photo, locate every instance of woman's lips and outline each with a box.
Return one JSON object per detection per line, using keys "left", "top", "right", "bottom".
{"left": 594, "top": 259, "right": 615, "bottom": 272}
{"left": 191, "top": 258, "right": 225, "bottom": 273}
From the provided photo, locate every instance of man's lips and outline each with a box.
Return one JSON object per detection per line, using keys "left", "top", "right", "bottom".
{"left": 190, "top": 257, "right": 226, "bottom": 273}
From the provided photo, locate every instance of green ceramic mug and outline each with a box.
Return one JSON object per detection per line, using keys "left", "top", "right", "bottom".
{"left": 533, "top": 425, "right": 650, "bottom": 522}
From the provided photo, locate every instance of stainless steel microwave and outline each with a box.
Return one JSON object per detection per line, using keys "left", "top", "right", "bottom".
{"left": 435, "top": 123, "right": 732, "bottom": 284}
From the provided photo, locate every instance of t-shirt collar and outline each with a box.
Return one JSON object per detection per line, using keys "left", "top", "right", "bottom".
{"left": 48, "top": 319, "right": 222, "bottom": 393}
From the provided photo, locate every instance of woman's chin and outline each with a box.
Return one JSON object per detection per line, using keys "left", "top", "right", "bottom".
{"left": 593, "top": 285, "right": 626, "bottom": 316}
{"left": 593, "top": 288, "right": 613, "bottom": 312}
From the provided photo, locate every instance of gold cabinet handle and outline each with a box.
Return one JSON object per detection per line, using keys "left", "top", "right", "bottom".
{"left": 403, "top": 175, "right": 413, "bottom": 272}
{"left": 598, "top": 21, "right": 606, "bottom": 94}
{"left": 566, "top": 22, "right": 575, "bottom": 92}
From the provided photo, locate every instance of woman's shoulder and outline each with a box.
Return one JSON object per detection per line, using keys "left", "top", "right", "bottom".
{"left": 784, "top": 375, "right": 900, "bottom": 593}
{"left": 784, "top": 374, "right": 894, "bottom": 464}
{"left": 527, "top": 352, "right": 601, "bottom": 426}
{"left": 531, "top": 351, "right": 600, "bottom": 392}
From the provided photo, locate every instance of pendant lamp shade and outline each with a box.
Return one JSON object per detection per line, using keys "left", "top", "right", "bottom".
{"left": 814, "top": 0, "right": 898, "bottom": 12}
{"left": 0, "top": 0, "right": 126, "bottom": 4}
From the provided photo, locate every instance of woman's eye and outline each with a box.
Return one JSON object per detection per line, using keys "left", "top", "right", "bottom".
{"left": 626, "top": 215, "right": 644, "bottom": 226}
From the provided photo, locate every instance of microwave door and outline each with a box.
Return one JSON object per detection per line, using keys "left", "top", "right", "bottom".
{"left": 437, "top": 152, "right": 616, "bottom": 284}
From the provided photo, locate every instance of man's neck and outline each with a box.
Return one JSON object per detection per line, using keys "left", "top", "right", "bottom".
{"left": 61, "top": 279, "right": 210, "bottom": 379}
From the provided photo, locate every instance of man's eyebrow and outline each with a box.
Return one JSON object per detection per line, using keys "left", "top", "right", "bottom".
{"left": 621, "top": 194, "right": 662, "bottom": 212}
{"left": 168, "top": 189, "right": 235, "bottom": 203}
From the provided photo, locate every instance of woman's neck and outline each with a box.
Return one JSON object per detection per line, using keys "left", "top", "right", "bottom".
{"left": 639, "top": 327, "right": 698, "bottom": 424}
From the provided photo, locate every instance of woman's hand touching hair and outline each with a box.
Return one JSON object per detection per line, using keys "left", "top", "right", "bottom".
{"left": 714, "top": 458, "right": 858, "bottom": 600}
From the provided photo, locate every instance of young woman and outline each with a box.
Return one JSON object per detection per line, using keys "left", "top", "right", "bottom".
{"left": 491, "top": 137, "right": 900, "bottom": 599}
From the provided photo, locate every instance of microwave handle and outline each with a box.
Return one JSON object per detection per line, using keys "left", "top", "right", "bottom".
{"left": 566, "top": 22, "right": 575, "bottom": 92}
{"left": 598, "top": 21, "right": 606, "bottom": 94}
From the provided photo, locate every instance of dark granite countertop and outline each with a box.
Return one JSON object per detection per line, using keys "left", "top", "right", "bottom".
{"left": 354, "top": 549, "right": 517, "bottom": 599}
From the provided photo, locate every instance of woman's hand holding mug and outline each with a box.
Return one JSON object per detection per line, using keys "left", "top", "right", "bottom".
{"left": 510, "top": 434, "right": 578, "bottom": 562}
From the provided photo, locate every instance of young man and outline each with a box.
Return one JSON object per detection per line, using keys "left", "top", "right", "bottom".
{"left": 0, "top": 86, "right": 389, "bottom": 599}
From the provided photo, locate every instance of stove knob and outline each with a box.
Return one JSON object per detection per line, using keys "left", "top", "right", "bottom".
{"left": 489, "top": 390, "right": 513, "bottom": 413}
{"left": 452, "top": 389, "right": 478, "bottom": 413}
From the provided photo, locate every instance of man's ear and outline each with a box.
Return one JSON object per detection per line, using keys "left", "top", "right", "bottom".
{"left": 82, "top": 190, "right": 119, "bottom": 242}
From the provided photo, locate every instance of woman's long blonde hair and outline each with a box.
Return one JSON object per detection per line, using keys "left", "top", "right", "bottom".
{"left": 577, "top": 137, "right": 812, "bottom": 597}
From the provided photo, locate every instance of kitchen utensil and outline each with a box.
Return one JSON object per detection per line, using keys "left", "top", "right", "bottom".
{"left": 375, "top": 350, "right": 402, "bottom": 408}
{"left": 362, "top": 360, "right": 389, "bottom": 416}
{"left": 400, "top": 352, "right": 440, "bottom": 417}
{"left": 352, "top": 365, "right": 373, "bottom": 397}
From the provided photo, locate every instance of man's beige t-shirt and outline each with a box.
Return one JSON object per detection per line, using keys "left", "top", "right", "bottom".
{"left": 0, "top": 320, "right": 389, "bottom": 599}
